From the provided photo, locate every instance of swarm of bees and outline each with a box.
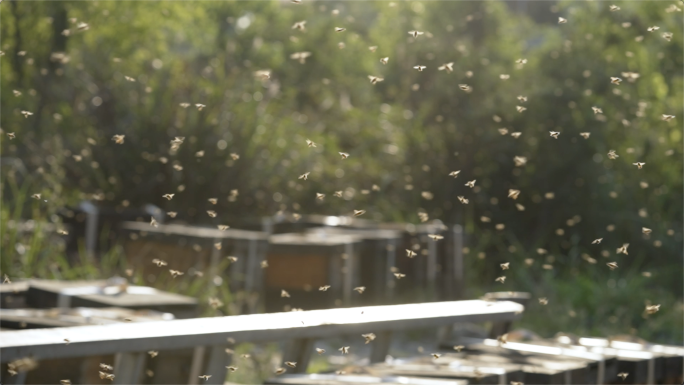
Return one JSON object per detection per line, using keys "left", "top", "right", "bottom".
{"left": 4, "top": 2, "right": 676, "bottom": 383}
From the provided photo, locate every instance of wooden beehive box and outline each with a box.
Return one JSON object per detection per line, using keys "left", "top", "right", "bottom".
{"left": 265, "top": 232, "right": 363, "bottom": 312}
{"left": 120, "top": 221, "right": 268, "bottom": 314}
{"left": 24, "top": 279, "right": 198, "bottom": 319}
{"left": 305, "top": 227, "right": 403, "bottom": 305}
{"left": 262, "top": 213, "right": 378, "bottom": 235}
{"left": 378, "top": 221, "right": 456, "bottom": 302}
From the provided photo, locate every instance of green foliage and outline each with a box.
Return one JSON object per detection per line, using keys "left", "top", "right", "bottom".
{"left": 1, "top": 0, "right": 681, "bottom": 346}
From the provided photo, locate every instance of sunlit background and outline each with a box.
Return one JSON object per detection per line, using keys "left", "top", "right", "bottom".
{"left": 1, "top": 1, "right": 682, "bottom": 381}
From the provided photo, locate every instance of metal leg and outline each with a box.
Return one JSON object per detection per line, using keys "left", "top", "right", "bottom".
{"left": 203, "top": 345, "right": 231, "bottom": 385}
{"left": 284, "top": 338, "right": 314, "bottom": 374}
{"left": 113, "top": 352, "right": 146, "bottom": 384}
{"left": 386, "top": 239, "right": 396, "bottom": 302}
{"left": 3, "top": 370, "right": 28, "bottom": 385}
{"left": 369, "top": 331, "right": 392, "bottom": 364}
{"left": 452, "top": 225, "right": 464, "bottom": 300}
{"left": 343, "top": 243, "right": 354, "bottom": 306}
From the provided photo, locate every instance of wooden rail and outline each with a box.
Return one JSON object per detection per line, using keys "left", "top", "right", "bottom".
{"left": 0, "top": 299, "right": 523, "bottom": 384}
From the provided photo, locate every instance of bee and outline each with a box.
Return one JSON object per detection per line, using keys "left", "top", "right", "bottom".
{"left": 281, "top": 290, "right": 290, "bottom": 298}
{"left": 298, "top": 172, "right": 310, "bottom": 180}
{"left": 431, "top": 353, "right": 441, "bottom": 359}
{"left": 152, "top": 259, "right": 168, "bottom": 267}
{"left": 335, "top": 370, "right": 346, "bottom": 375}
{"left": 354, "top": 286, "right": 366, "bottom": 294}
{"left": 549, "top": 131, "right": 560, "bottom": 139}
{"left": 428, "top": 234, "right": 444, "bottom": 241}
{"left": 498, "top": 128, "right": 509, "bottom": 135}
{"left": 339, "top": 152, "right": 350, "bottom": 159}
{"left": 333, "top": 191, "right": 343, "bottom": 198}
{"left": 406, "top": 249, "right": 417, "bottom": 258}
{"left": 516, "top": 106, "right": 526, "bottom": 113}
{"left": 508, "top": 189, "right": 521, "bottom": 200}
{"left": 7, "top": 132, "right": 16, "bottom": 139}
{"left": 99, "top": 372, "right": 115, "bottom": 381}
{"left": 195, "top": 150, "right": 205, "bottom": 158}
{"left": 148, "top": 351, "right": 158, "bottom": 358}
{"left": 208, "top": 198, "right": 218, "bottom": 205}
{"left": 497, "top": 334, "right": 508, "bottom": 344}
{"left": 558, "top": 17, "right": 567, "bottom": 24}
{"left": 609, "top": 4, "right": 620, "bottom": 11}
{"left": 645, "top": 304, "right": 660, "bottom": 314}
{"left": 516, "top": 203, "right": 525, "bottom": 211}
{"left": 495, "top": 276, "right": 506, "bottom": 283}
{"left": 76, "top": 21, "right": 89, "bottom": 31}
{"left": 206, "top": 210, "right": 217, "bottom": 218}
{"left": 316, "top": 348, "right": 326, "bottom": 354}
{"left": 610, "top": 77, "right": 622, "bottom": 85}
{"left": 617, "top": 243, "right": 629, "bottom": 255}
{"left": 290, "top": 51, "right": 312, "bottom": 64}
{"left": 179, "top": 103, "right": 190, "bottom": 108}
{"left": 335, "top": 27, "right": 346, "bottom": 32}
{"left": 226, "top": 366, "right": 238, "bottom": 372}
{"left": 112, "top": 135, "right": 125, "bottom": 144}
{"left": 100, "top": 363, "right": 114, "bottom": 371}
{"left": 647, "top": 26, "right": 660, "bottom": 32}
{"left": 316, "top": 193, "right": 325, "bottom": 200}
{"left": 169, "top": 270, "right": 184, "bottom": 278}
{"left": 353, "top": 210, "right": 366, "bottom": 217}
{"left": 380, "top": 57, "right": 389, "bottom": 65}
{"left": 438, "top": 62, "right": 454, "bottom": 73}
{"left": 394, "top": 273, "right": 406, "bottom": 279}
{"left": 292, "top": 21, "right": 306, "bottom": 30}
{"left": 339, "top": 346, "right": 350, "bottom": 354}
{"left": 362, "top": 333, "right": 376, "bottom": 344}
{"left": 458, "top": 84, "right": 471, "bottom": 92}
{"left": 408, "top": 30, "right": 424, "bottom": 38}
{"left": 64, "top": 339, "right": 70, "bottom": 345}
{"left": 465, "top": 180, "right": 476, "bottom": 188}
{"left": 254, "top": 70, "right": 271, "bottom": 80}
{"left": 230, "top": 153, "right": 240, "bottom": 160}
{"left": 198, "top": 375, "right": 212, "bottom": 381}
{"left": 580, "top": 132, "right": 591, "bottom": 139}
{"left": 633, "top": 162, "right": 645, "bottom": 169}
{"left": 617, "top": 372, "right": 629, "bottom": 380}
{"left": 162, "top": 194, "right": 174, "bottom": 200}
{"left": 218, "top": 225, "right": 230, "bottom": 231}
{"left": 606, "top": 262, "right": 619, "bottom": 270}
{"left": 413, "top": 65, "right": 427, "bottom": 72}
{"left": 195, "top": 104, "right": 206, "bottom": 111}
{"left": 31, "top": 193, "right": 41, "bottom": 200}
{"left": 592, "top": 106, "right": 603, "bottom": 114}
{"left": 500, "top": 263, "right": 510, "bottom": 270}
{"left": 516, "top": 58, "right": 528, "bottom": 64}
{"left": 60, "top": 380, "right": 72, "bottom": 385}
{"left": 457, "top": 196, "right": 469, "bottom": 204}
{"left": 517, "top": 96, "right": 528, "bottom": 103}
{"left": 642, "top": 227, "right": 652, "bottom": 234}
{"left": 513, "top": 156, "right": 527, "bottom": 166}
{"left": 539, "top": 298, "right": 548, "bottom": 305}
{"left": 261, "top": 261, "right": 269, "bottom": 268}
{"left": 368, "top": 46, "right": 378, "bottom": 52}
{"left": 275, "top": 368, "right": 287, "bottom": 375}
{"left": 319, "top": 285, "right": 331, "bottom": 291}
{"left": 213, "top": 242, "right": 222, "bottom": 251}
{"left": 449, "top": 170, "right": 461, "bottom": 178}
{"left": 592, "top": 238, "right": 603, "bottom": 245}
{"left": 306, "top": 139, "right": 316, "bottom": 147}
{"left": 662, "top": 114, "right": 675, "bottom": 121}
{"left": 284, "top": 361, "right": 297, "bottom": 368}
{"left": 499, "top": 74, "right": 510, "bottom": 80}
{"left": 453, "top": 345, "right": 464, "bottom": 352}
{"left": 150, "top": 217, "right": 159, "bottom": 228}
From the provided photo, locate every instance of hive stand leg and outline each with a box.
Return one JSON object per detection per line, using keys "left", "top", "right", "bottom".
{"left": 203, "top": 345, "right": 231, "bottom": 385}
{"left": 187, "top": 346, "right": 206, "bottom": 385}
{"left": 284, "top": 338, "right": 315, "bottom": 374}
{"left": 369, "top": 331, "right": 392, "bottom": 364}
{"left": 113, "top": 352, "right": 146, "bottom": 384}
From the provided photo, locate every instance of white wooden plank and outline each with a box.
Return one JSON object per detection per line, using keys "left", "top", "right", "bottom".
{"left": 0, "top": 300, "right": 523, "bottom": 363}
